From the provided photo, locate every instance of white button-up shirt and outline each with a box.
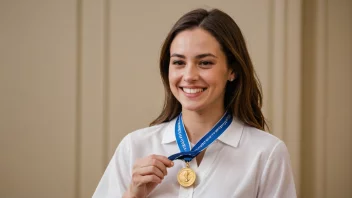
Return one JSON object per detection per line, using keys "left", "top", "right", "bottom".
{"left": 93, "top": 118, "right": 297, "bottom": 198}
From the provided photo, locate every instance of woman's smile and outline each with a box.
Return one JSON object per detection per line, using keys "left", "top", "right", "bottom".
{"left": 179, "top": 87, "right": 208, "bottom": 98}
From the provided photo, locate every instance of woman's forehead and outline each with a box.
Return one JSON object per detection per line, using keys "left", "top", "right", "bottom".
{"left": 170, "top": 28, "right": 222, "bottom": 58}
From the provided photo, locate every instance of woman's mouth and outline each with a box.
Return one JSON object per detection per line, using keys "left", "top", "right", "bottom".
{"left": 179, "top": 87, "right": 207, "bottom": 98}
{"left": 182, "top": 87, "right": 206, "bottom": 94}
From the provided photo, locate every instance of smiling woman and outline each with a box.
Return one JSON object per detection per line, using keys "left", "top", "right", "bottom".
{"left": 151, "top": 9, "right": 267, "bottom": 132}
{"left": 93, "top": 8, "right": 297, "bottom": 198}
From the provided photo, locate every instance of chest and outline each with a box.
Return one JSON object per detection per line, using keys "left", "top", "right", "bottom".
{"left": 145, "top": 142, "right": 264, "bottom": 198}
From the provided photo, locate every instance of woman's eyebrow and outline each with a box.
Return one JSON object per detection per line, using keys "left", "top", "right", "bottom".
{"left": 195, "top": 53, "right": 217, "bottom": 59}
{"left": 170, "top": 53, "right": 217, "bottom": 59}
{"left": 170, "top": 53, "right": 185, "bottom": 58}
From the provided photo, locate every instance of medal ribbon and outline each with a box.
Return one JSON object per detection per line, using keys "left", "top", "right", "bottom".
{"left": 168, "top": 111, "right": 232, "bottom": 162}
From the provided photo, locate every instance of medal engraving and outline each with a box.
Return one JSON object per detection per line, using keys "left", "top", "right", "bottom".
{"left": 177, "top": 167, "right": 196, "bottom": 187}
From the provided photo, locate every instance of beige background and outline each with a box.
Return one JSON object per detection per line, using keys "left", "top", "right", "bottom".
{"left": 0, "top": 0, "right": 351, "bottom": 198}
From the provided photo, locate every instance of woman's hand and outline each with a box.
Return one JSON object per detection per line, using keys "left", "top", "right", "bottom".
{"left": 123, "top": 154, "right": 174, "bottom": 198}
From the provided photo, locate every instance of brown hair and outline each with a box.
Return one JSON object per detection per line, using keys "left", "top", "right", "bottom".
{"left": 150, "top": 8, "right": 268, "bottom": 131}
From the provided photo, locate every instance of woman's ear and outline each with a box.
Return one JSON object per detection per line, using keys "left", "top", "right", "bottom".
{"left": 228, "top": 71, "right": 235, "bottom": 82}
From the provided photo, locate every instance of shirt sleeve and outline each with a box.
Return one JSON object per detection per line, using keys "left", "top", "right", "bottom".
{"left": 257, "top": 141, "right": 297, "bottom": 198}
{"left": 93, "top": 134, "right": 132, "bottom": 198}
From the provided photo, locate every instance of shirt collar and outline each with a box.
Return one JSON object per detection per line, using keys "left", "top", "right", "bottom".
{"left": 161, "top": 118, "right": 177, "bottom": 144}
{"left": 161, "top": 117, "right": 244, "bottom": 148}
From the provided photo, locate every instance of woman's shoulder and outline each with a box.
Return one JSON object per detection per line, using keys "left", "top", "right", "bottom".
{"left": 241, "top": 125, "right": 289, "bottom": 158}
{"left": 113, "top": 120, "right": 175, "bottom": 159}
{"left": 244, "top": 125, "right": 281, "bottom": 143}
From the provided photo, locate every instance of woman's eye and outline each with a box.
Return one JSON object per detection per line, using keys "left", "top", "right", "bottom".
{"left": 172, "top": 60, "right": 185, "bottom": 65}
{"left": 199, "top": 61, "right": 214, "bottom": 66}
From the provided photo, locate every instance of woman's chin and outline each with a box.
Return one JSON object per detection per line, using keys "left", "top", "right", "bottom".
{"left": 181, "top": 103, "right": 205, "bottom": 113}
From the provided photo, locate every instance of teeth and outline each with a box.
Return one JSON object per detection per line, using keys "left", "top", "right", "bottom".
{"left": 183, "top": 88, "right": 204, "bottom": 94}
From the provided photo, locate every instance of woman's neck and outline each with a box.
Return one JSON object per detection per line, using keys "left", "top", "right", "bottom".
{"left": 182, "top": 107, "right": 225, "bottom": 144}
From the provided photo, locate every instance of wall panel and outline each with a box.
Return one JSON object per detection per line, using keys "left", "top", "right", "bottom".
{"left": 326, "top": 0, "right": 352, "bottom": 197}
{"left": 302, "top": 0, "right": 352, "bottom": 197}
{"left": 0, "top": 1, "right": 78, "bottom": 197}
{"left": 79, "top": 0, "right": 107, "bottom": 197}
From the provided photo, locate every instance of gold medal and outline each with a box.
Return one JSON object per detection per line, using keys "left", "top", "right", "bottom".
{"left": 177, "top": 162, "right": 196, "bottom": 187}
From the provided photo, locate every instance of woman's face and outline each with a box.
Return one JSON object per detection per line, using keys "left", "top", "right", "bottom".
{"left": 168, "top": 28, "right": 234, "bottom": 113}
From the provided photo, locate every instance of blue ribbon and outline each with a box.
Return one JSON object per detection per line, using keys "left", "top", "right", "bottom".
{"left": 168, "top": 111, "right": 232, "bottom": 162}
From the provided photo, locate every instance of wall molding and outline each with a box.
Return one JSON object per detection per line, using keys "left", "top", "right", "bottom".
{"left": 79, "top": 1, "right": 106, "bottom": 197}
{"left": 312, "top": 0, "right": 328, "bottom": 197}
{"left": 270, "top": 0, "right": 302, "bottom": 194}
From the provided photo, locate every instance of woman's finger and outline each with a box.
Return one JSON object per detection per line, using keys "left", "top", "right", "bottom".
{"left": 139, "top": 175, "right": 161, "bottom": 184}
{"left": 132, "top": 154, "right": 174, "bottom": 177}
{"left": 134, "top": 165, "right": 165, "bottom": 180}
{"left": 132, "top": 174, "right": 161, "bottom": 187}
{"left": 150, "top": 154, "right": 174, "bottom": 167}
{"left": 145, "top": 157, "right": 168, "bottom": 176}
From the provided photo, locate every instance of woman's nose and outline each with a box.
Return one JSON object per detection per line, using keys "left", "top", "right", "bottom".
{"left": 183, "top": 64, "right": 199, "bottom": 82}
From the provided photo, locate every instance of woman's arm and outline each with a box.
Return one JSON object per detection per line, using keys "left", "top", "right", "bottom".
{"left": 93, "top": 135, "right": 132, "bottom": 198}
{"left": 257, "top": 141, "right": 297, "bottom": 198}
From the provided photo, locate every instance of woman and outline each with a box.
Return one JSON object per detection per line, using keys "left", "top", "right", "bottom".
{"left": 93, "top": 8, "right": 296, "bottom": 198}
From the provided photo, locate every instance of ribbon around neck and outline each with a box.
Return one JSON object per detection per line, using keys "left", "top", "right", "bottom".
{"left": 168, "top": 111, "right": 232, "bottom": 162}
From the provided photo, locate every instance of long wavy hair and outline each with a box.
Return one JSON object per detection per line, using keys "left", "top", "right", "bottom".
{"left": 150, "top": 8, "right": 268, "bottom": 131}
